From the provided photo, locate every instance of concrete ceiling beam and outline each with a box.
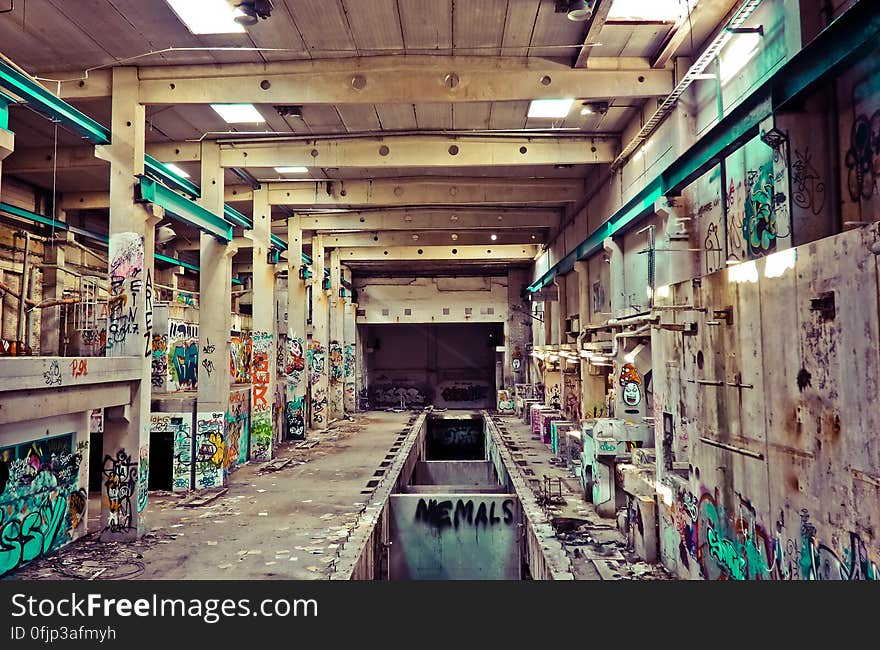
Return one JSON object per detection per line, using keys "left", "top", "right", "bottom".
{"left": 334, "top": 244, "right": 540, "bottom": 262}
{"left": 285, "top": 208, "right": 559, "bottom": 231}
{"left": 219, "top": 135, "right": 617, "bottom": 168}
{"left": 41, "top": 56, "right": 671, "bottom": 103}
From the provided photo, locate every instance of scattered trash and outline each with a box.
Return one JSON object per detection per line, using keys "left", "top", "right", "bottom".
{"left": 295, "top": 440, "right": 320, "bottom": 450}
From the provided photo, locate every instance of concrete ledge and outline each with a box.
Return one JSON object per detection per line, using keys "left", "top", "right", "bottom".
{"left": 0, "top": 356, "right": 142, "bottom": 392}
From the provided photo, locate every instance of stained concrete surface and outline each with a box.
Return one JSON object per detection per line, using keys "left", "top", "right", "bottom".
{"left": 9, "top": 412, "right": 412, "bottom": 581}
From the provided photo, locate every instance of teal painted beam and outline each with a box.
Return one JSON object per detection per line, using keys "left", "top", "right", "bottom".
{"left": 528, "top": 0, "right": 880, "bottom": 293}
{"left": 155, "top": 252, "right": 199, "bottom": 273}
{"left": 224, "top": 204, "right": 252, "bottom": 229}
{"left": 137, "top": 176, "right": 232, "bottom": 242}
{"left": 0, "top": 91, "right": 15, "bottom": 131}
{"left": 144, "top": 154, "right": 201, "bottom": 199}
{"left": 0, "top": 61, "right": 110, "bottom": 144}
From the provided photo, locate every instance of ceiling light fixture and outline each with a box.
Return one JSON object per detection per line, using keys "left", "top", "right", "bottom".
{"left": 274, "top": 166, "right": 309, "bottom": 174}
{"left": 563, "top": 0, "right": 594, "bottom": 21}
{"left": 528, "top": 98, "right": 575, "bottom": 118}
{"left": 211, "top": 103, "right": 265, "bottom": 123}
{"left": 165, "top": 0, "right": 246, "bottom": 34}
{"left": 490, "top": 234, "right": 498, "bottom": 241}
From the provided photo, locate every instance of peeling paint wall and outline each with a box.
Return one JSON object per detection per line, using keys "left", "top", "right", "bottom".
{"left": 652, "top": 223, "right": 880, "bottom": 580}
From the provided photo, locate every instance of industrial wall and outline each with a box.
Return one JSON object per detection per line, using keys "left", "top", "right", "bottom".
{"left": 364, "top": 322, "right": 502, "bottom": 409}
{"left": 653, "top": 222, "right": 880, "bottom": 580}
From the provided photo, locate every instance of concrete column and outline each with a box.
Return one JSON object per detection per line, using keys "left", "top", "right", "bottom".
{"left": 0, "top": 111, "right": 13, "bottom": 198}
{"left": 40, "top": 224, "right": 67, "bottom": 356}
{"left": 603, "top": 237, "right": 626, "bottom": 316}
{"left": 308, "top": 235, "right": 329, "bottom": 429}
{"left": 99, "top": 67, "right": 156, "bottom": 541}
{"left": 250, "top": 187, "right": 275, "bottom": 458}
{"left": 328, "top": 249, "right": 344, "bottom": 421}
{"left": 575, "top": 261, "right": 605, "bottom": 419}
{"left": 196, "top": 141, "right": 234, "bottom": 487}
{"left": 342, "top": 265, "right": 356, "bottom": 413}
{"left": 556, "top": 278, "right": 567, "bottom": 345}
{"left": 284, "top": 215, "right": 307, "bottom": 439}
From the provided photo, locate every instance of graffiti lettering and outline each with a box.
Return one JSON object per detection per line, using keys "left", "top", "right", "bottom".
{"left": 102, "top": 449, "right": 137, "bottom": 534}
{"left": 415, "top": 498, "right": 515, "bottom": 529}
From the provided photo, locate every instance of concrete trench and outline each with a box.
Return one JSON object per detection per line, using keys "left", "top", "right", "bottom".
{"left": 334, "top": 410, "right": 573, "bottom": 580}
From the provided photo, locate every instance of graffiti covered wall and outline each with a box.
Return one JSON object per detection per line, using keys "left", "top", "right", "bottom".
{"left": 652, "top": 223, "right": 880, "bottom": 579}
{"left": 195, "top": 412, "right": 226, "bottom": 489}
{"left": 227, "top": 387, "right": 250, "bottom": 470}
{"left": 0, "top": 413, "right": 88, "bottom": 578}
{"left": 250, "top": 331, "right": 274, "bottom": 461}
{"left": 149, "top": 412, "right": 193, "bottom": 492}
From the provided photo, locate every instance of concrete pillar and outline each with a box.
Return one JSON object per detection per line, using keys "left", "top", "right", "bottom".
{"left": 196, "top": 141, "right": 234, "bottom": 487}
{"left": 99, "top": 67, "right": 156, "bottom": 541}
{"left": 328, "top": 249, "right": 344, "bottom": 421}
{"left": 556, "top": 278, "right": 567, "bottom": 345}
{"left": 575, "top": 261, "right": 605, "bottom": 419}
{"left": 603, "top": 237, "right": 626, "bottom": 316}
{"left": 284, "top": 215, "right": 307, "bottom": 439}
{"left": 308, "top": 235, "right": 329, "bottom": 429}
{"left": 40, "top": 225, "right": 67, "bottom": 356}
{"left": 342, "top": 265, "right": 357, "bottom": 413}
{"left": 250, "top": 187, "right": 275, "bottom": 458}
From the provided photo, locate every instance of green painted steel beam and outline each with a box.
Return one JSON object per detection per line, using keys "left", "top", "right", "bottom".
{"left": 137, "top": 176, "right": 232, "bottom": 242}
{"left": 0, "top": 201, "right": 64, "bottom": 229}
{"left": 528, "top": 0, "right": 880, "bottom": 293}
{"left": 155, "top": 252, "right": 200, "bottom": 272}
{"left": 0, "top": 61, "right": 110, "bottom": 143}
{"left": 224, "top": 204, "right": 252, "bottom": 229}
{"left": 144, "top": 154, "right": 201, "bottom": 199}
{"left": 0, "top": 91, "right": 16, "bottom": 131}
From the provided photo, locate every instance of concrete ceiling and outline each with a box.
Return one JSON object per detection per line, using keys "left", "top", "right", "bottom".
{"left": 0, "top": 0, "right": 738, "bottom": 275}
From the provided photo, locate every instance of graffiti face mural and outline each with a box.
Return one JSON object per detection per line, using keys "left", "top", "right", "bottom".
{"left": 226, "top": 390, "right": 250, "bottom": 470}
{"left": 229, "top": 333, "right": 252, "bottom": 385}
{"left": 329, "top": 342, "right": 344, "bottom": 382}
{"left": 195, "top": 413, "right": 225, "bottom": 489}
{"left": 285, "top": 395, "right": 306, "bottom": 440}
{"left": 619, "top": 363, "right": 642, "bottom": 407}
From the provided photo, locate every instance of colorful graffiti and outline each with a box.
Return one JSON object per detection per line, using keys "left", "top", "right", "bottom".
{"left": 250, "top": 331, "right": 273, "bottom": 460}
{"left": 106, "top": 232, "right": 145, "bottom": 355}
{"left": 0, "top": 434, "right": 83, "bottom": 577}
{"left": 742, "top": 165, "right": 778, "bottom": 257}
{"left": 102, "top": 449, "right": 137, "bottom": 534}
{"left": 547, "top": 383, "right": 561, "bottom": 410}
{"left": 284, "top": 395, "right": 306, "bottom": 440}
{"left": 286, "top": 336, "right": 306, "bottom": 389}
{"left": 195, "top": 412, "right": 225, "bottom": 489}
{"left": 308, "top": 341, "right": 325, "bottom": 386}
{"left": 343, "top": 343, "right": 355, "bottom": 379}
{"left": 563, "top": 374, "right": 582, "bottom": 422}
{"left": 137, "top": 445, "right": 149, "bottom": 514}
{"left": 226, "top": 389, "right": 250, "bottom": 470}
{"left": 150, "top": 413, "right": 192, "bottom": 492}
{"left": 0, "top": 338, "right": 33, "bottom": 356}
{"left": 151, "top": 334, "right": 168, "bottom": 388}
{"left": 619, "top": 363, "right": 642, "bottom": 407}
{"left": 329, "top": 341, "right": 344, "bottom": 382}
{"left": 229, "top": 333, "right": 252, "bottom": 384}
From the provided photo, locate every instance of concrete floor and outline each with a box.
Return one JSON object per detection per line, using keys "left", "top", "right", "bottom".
{"left": 10, "top": 411, "right": 412, "bottom": 581}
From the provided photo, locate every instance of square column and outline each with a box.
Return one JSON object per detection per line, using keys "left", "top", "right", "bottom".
{"left": 342, "top": 266, "right": 357, "bottom": 413}
{"left": 284, "top": 215, "right": 307, "bottom": 439}
{"left": 196, "top": 141, "right": 235, "bottom": 486}
{"left": 40, "top": 218, "right": 67, "bottom": 356}
{"left": 308, "top": 235, "right": 329, "bottom": 429}
{"left": 250, "top": 187, "right": 276, "bottom": 459}
{"left": 97, "top": 67, "right": 156, "bottom": 542}
{"left": 328, "top": 248, "right": 344, "bottom": 420}
{"left": 575, "top": 261, "right": 606, "bottom": 419}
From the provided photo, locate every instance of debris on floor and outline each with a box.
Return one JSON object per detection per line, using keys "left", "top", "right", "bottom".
{"left": 295, "top": 439, "right": 320, "bottom": 449}
{"left": 180, "top": 487, "right": 228, "bottom": 507}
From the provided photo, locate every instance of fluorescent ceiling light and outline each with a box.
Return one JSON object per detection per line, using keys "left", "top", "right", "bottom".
{"left": 162, "top": 163, "right": 190, "bottom": 178}
{"left": 608, "top": 0, "right": 697, "bottom": 22}
{"left": 528, "top": 98, "right": 574, "bottom": 119}
{"left": 211, "top": 104, "right": 265, "bottom": 123}
{"left": 274, "top": 167, "right": 309, "bottom": 174}
{"left": 165, "top": 0, "right": 246, "bottom": 34}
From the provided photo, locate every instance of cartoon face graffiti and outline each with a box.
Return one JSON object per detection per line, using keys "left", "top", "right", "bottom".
{"left": 619, "top": 362, "right": 642, "bottom": 407}
{"left": 622, "top": 381, "right": 641, "bottom": 406}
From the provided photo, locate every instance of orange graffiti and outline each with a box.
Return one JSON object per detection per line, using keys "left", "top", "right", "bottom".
{"left": 70, "top": 358, "right": 88, "bottom": 378}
